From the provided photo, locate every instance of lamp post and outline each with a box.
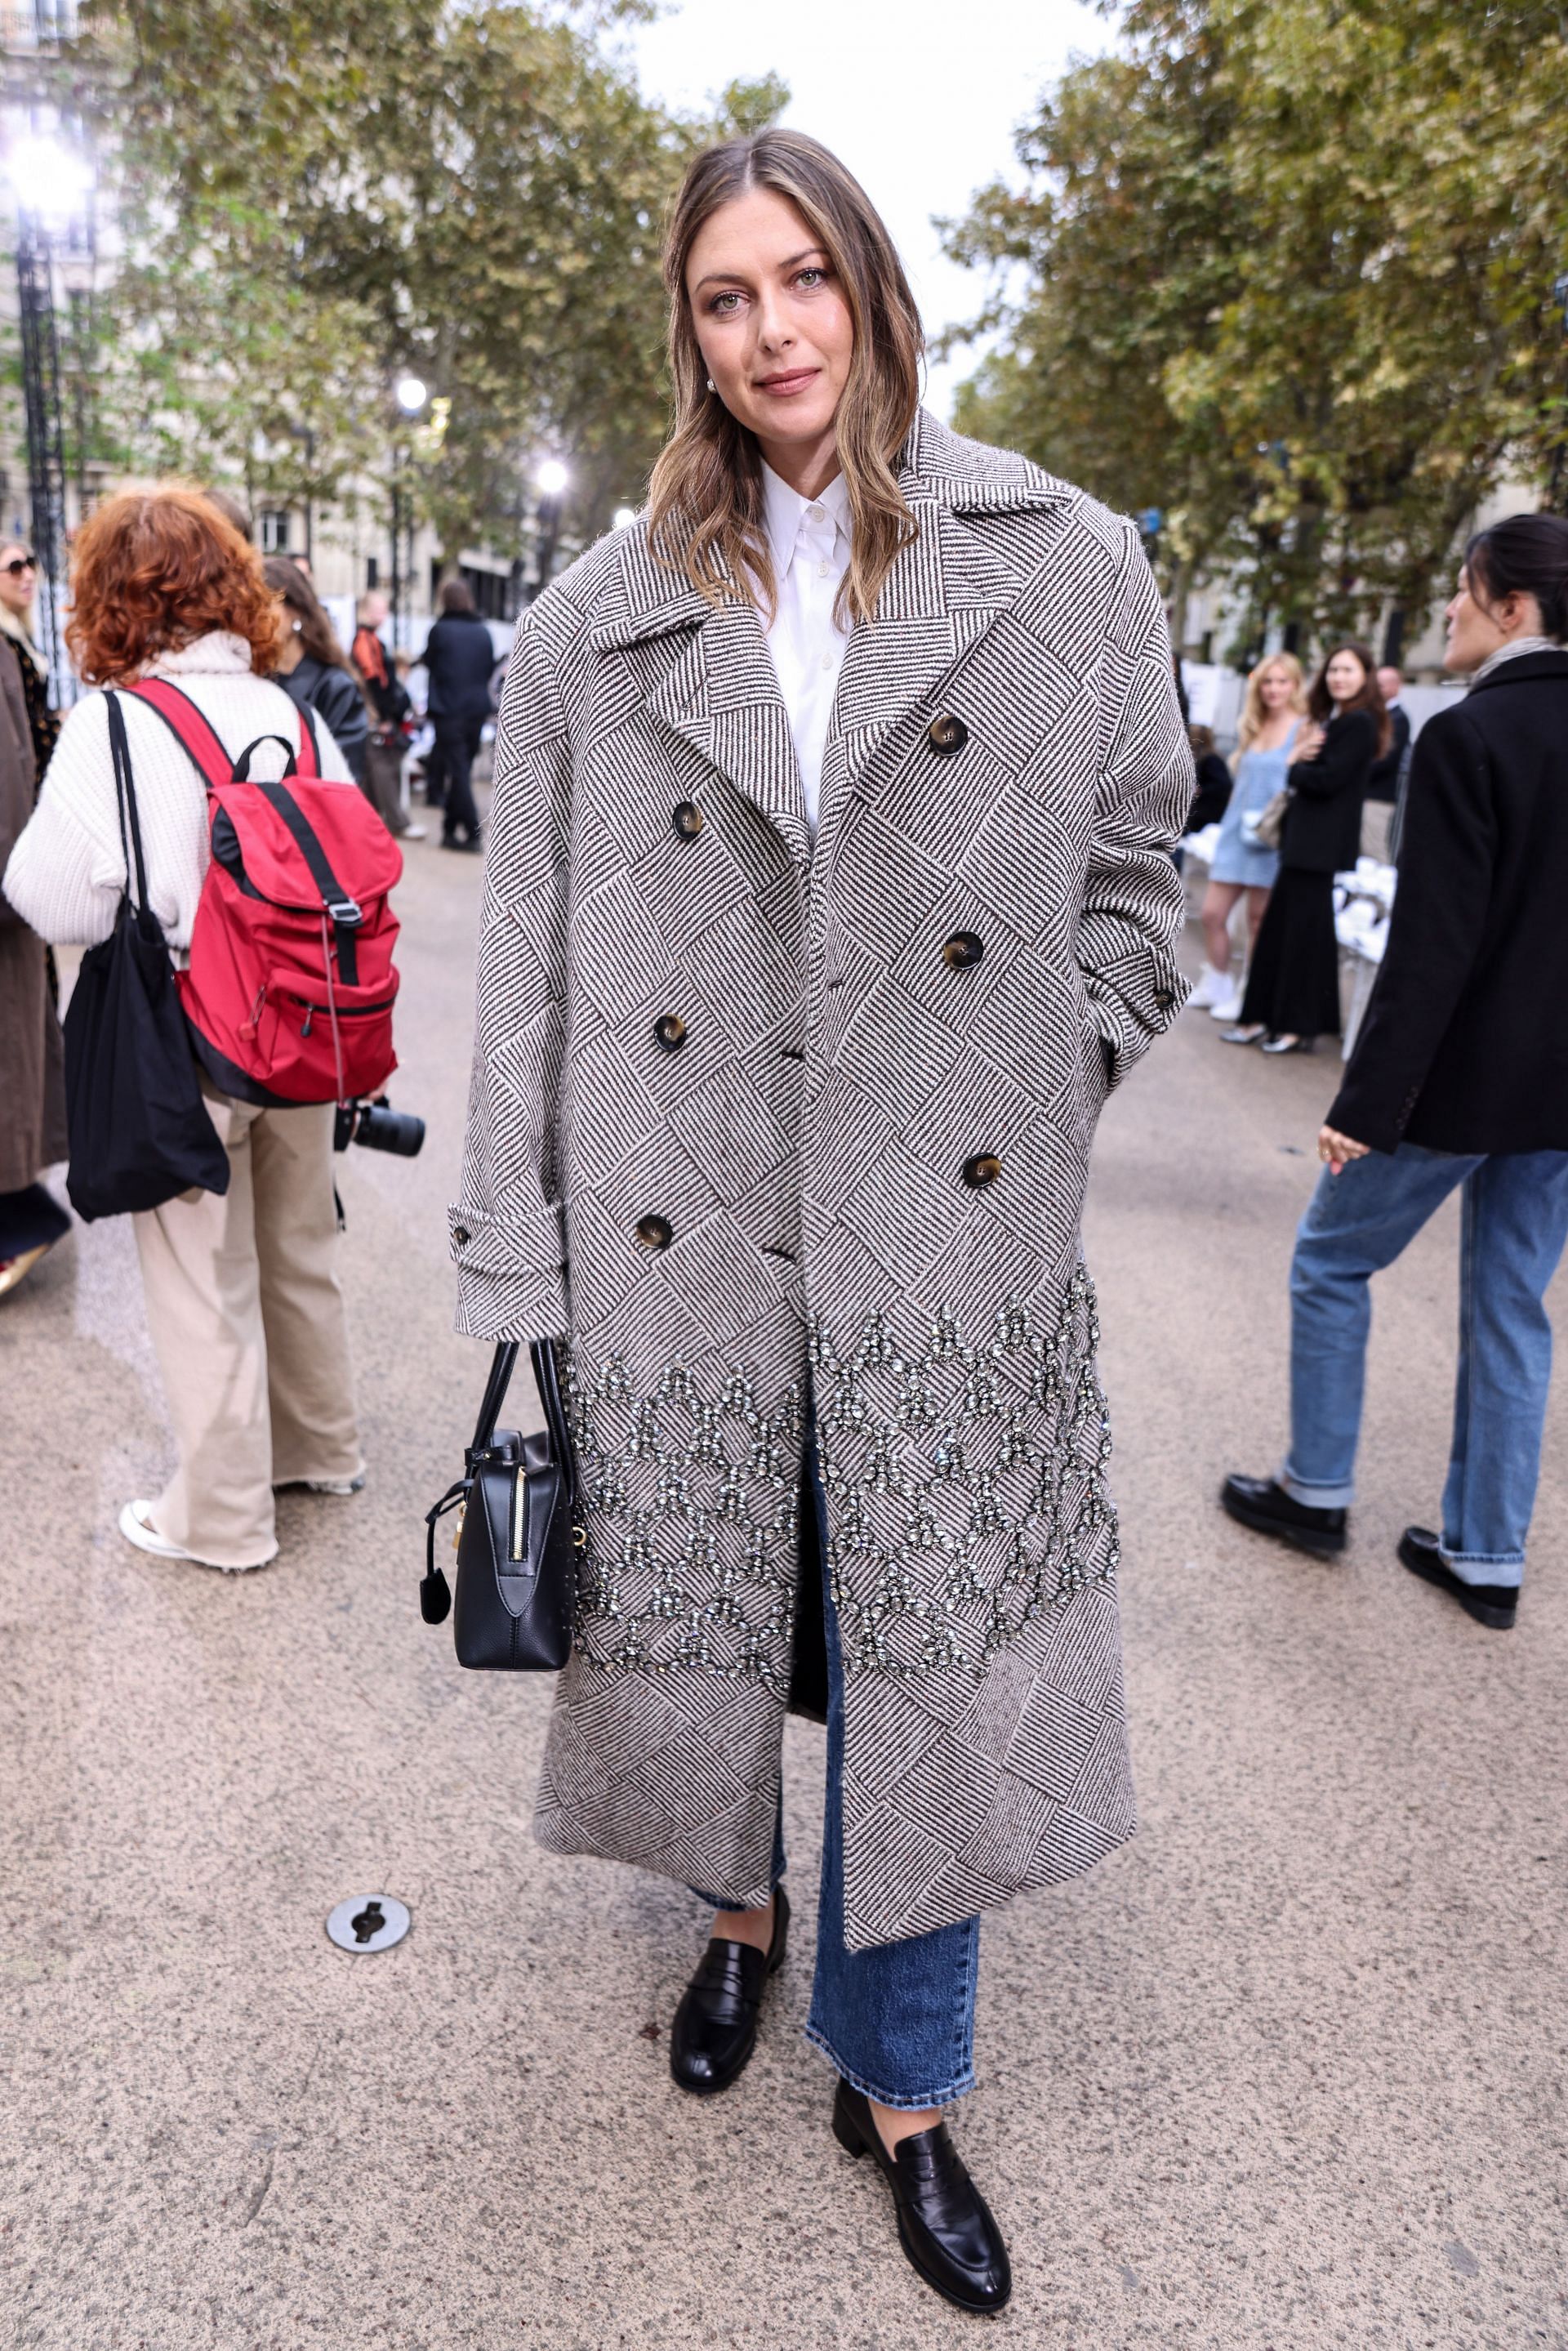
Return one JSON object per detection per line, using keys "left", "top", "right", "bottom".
{"left": 5, "top": 126, "right": 95, "bottom": 706}
{"left": 531, "top": 457, "right": 570, "bottom": 600}
{"left": 390, "top": 373, "right": 428, "bottom": 650}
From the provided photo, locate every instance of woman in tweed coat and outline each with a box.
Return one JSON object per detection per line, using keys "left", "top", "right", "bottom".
{"left": 453, "top": 131, "right": 1191, "bottom": 2312}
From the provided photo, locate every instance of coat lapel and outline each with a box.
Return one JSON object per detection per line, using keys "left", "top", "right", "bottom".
{"left": 822, "top": 487, "right": 1024, "bottom": 820}
{"left": 590, "top": 537, "right": 809, "bottom": 867}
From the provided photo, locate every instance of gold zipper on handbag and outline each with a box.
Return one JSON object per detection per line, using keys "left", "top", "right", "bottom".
{"left": 511, "top": 1465, "right": 526, "bottom": 1562}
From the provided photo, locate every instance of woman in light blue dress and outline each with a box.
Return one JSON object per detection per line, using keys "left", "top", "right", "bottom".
{"left": 1188, "top": 654, "right": 1307, "bottom": 1013}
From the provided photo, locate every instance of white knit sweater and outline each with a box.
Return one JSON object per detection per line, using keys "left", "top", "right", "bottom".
{"left": 2, "top": 631, "right": 353, "bottom": 949}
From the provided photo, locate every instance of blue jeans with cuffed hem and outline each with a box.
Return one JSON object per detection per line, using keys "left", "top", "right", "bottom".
{"left": 696, "top": 1436, "right": 980, "bottom": 2109}
{"left": 1281, "top": 1144, "right": 1568, "bottom": 1589}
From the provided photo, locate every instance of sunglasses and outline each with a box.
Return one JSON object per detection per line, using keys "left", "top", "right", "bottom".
{"left": 2, "top": 555, "right": 36, "bottom": 578}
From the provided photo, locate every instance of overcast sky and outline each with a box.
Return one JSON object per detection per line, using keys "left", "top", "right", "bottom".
{"left": 621, "top": 0, "right": 1111, "bottom": 417}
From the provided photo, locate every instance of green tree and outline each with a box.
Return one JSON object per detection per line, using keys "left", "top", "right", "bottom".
{"left": 69, "top": 3, "right": 785, "bottom": 559}
{"left": 945, "top": 1, "right": 1568, "bottom": 650}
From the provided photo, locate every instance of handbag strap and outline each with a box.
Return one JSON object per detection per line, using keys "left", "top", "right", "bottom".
{"left": 104, "top": 691, "right": 152, "bottom": 916}
{"left": 471, "top": 1339, "right": 519, "bottom": 1453}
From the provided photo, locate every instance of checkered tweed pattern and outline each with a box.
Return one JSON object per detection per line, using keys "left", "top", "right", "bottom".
{"left": 453, "top": 412, "right": 1192, "bottom": 1949}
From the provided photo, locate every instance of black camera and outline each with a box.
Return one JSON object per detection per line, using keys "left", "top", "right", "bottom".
{"left": 333, "top": 1096, "right": 425, "bottom": 1158}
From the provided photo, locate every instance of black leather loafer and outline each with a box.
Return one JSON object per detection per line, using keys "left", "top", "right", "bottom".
{"left": 670, "top": 1884, "right": 789, "bottom": 2095}
{"left": 1398, "top": 1525, "right": 1517, "bottom": 1630}
{"left": 1221, "top": 1473, "right": 1347, "bottom": 1556}
{"left": 831, "top": 2079, "right": 1011, "bottom": 2314}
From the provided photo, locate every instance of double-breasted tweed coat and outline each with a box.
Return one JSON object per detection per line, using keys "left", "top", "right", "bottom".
{"left": 452, "top": 412, "right": 1193, "bottom": 1951}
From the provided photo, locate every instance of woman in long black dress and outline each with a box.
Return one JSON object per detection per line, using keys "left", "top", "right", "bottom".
{"left": 1224, "top": 640, "right": 1385, "bottom": 1054}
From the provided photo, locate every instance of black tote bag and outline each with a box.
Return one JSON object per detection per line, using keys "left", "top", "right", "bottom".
{"left": 60, "top": 691, "right": 229, "bottom": 1222}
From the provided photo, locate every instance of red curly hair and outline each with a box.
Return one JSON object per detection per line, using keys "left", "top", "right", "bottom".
{"left": 66, "top": 484, "right": 285, "bottom": 685}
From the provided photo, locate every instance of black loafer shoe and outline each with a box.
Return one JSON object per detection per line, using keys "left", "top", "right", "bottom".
{"left": 1398, "top": 1525, "right": 1517, "bottom": 1629}
{"left": 670, "top": 1884, "right": 789, "bottom": 2096}
{"left": 831, "top": 2079, "right": 1011, "bottom": 2314}
{"left": 1221, "top": 1473, "right": 1347, "bottom": 1556}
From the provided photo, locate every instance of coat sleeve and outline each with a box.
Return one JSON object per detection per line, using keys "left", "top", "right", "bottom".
{"left": 1078, "top": 529, "right": 1194, "bottom": 1091}
{"left": 1290, "top": 708, "right": 1375, "bottom": 797}
{"left": 1325, "top": 707, "right": 1494, "bottom": 1153}
{"left": 449, "top": 605, "right": 573, "bottom": 1341}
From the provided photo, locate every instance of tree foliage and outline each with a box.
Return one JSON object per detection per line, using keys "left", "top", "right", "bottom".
{"left": 69, "top": 2, "right": 786, "bottom": 555}
{"left": 943, "top": 1, "right": 1568, "bottom": 649}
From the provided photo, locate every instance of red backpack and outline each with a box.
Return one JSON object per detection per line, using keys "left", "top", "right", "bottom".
{"left": 125, "top": 678, "right": 403, "bottom": 1105}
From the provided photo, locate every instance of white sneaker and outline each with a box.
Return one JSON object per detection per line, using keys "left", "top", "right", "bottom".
{"left": 1185, "top": 965, "right": 1234, "bottom": 1011}
{"left": 1209, "top": 988, "right": 1245, "bottom": 1021}
{"left": 119, "top": 1500, "right": 202, "bottom": 1561}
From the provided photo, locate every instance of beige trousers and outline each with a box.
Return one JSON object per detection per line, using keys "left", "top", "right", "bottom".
{"left": 132, "top": 1092, "right": 363, "bottom": 1568}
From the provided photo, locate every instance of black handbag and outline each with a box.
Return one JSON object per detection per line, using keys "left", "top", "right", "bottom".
{"left": 421, "top": 1339, "right": 581, "bottom": 1671}
{"left": 60, "top": 691, "right": 230, "bottom": 1221}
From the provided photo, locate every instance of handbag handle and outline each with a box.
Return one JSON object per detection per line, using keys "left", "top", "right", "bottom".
{"left": 421, "top": 1338, "right": 575, "bottom": 1625}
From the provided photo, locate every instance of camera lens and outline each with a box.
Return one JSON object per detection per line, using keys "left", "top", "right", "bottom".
{"left": 353, "top": 1104, "right": 425, "bottom": 1158}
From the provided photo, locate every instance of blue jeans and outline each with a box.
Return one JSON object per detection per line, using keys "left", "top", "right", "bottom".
{"left": 700, "top": 1441, "right": 980, "bottom": 2109}
{"left": 1282, "top": 1144, "right": 1568, "bottom": 1587}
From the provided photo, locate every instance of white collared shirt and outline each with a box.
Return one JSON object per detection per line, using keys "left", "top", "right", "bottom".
{"left": 760, "top": 461, "right": 852, "bottom": 835}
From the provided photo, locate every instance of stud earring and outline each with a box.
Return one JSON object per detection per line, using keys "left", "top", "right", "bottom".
{"left": 706, "top": 377, "right": 715, "bottom": 392}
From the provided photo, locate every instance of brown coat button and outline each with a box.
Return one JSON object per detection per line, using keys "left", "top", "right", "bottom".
{"left": 452, "top": 1224, "right": 471, "bottom": 1247}
{"left": 942, "top": 932, "right": 984, "bottom": 970}
{"left": 961, "top": 1154, "right": 1001, "bottom": 1189}
{"left": 671, "top": 801, "right": 704, "bottom": 837}
{"left": 635, "top": 1215, "right": 673, "bottom": 1251}
{"left": 928, "top": 713, "right": 969, "bottom": 756}
{"left": 1153, "top": 987, "right": 1176, "bottom": 1010}
{"left": 653, "top": 1015, "right": 687, "bottom": 1052}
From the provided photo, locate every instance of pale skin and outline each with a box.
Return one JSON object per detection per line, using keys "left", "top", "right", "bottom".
{"left": 684, "top": 187, "right": 935, "bottom": 2154}
{"left": 0, "top": 542, "right": 37, "bottom": 624}
{"left": 1318, "top": 571, "right": 1549, "bottom": 1173}
{"left": 1198, "top": 660, "right": 1301, "bottom": 977}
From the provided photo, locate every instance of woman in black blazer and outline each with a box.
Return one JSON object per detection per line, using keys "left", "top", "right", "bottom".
{"left": 1226, "top": 641, "right": 1387, "bottom": 1052}
{"left": 265, "top": 557, "right": 372, "bottom": 789}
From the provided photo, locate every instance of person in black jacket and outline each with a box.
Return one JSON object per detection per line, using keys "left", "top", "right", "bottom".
{"left": 1223, "top": 641, "right": 1385, "bottom": 1053}
{"left": 265, "top": 558, "right": 371, "bottom": 787}
{"left": 1220, "top": 513, "right": 1568, "bottom": 1632}
{"left": 1364, "top": 666, "right": 1411, "bottom": 805}
{"left": 416, "top": 577, "right": 495, "bottom": 851}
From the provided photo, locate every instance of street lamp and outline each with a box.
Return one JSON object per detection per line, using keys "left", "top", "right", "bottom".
{"left": 530, "top": 458, "right": 571, "bottom": 600}
{"left": 390, "top": 374, "right": 429, "bottom": 650}
{"left": 4, "top": 125, "right": 96, "bottom": 705}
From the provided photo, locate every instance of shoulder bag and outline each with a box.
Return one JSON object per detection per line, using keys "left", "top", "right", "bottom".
{"left": 60, "top": 691, "right": 230, "bottom": 1221}
{"left": 421, "top": 1339, "right": 581, "bottom": 1671}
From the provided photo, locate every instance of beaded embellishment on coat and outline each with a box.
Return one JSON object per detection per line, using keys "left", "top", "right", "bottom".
{"left": 810, "top": 1264, "right": 1117, "bottom": 1678}
{"left": 564, "top": 1265, "right": 1116, "bottom": 1687}
{"left": 565, "top": 1363, "right": 805, "bottom": 1691}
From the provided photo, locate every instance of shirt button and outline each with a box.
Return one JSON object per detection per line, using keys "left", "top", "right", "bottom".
{"left": 635, "top": 1215, "right": 673, "bottom": 1251}
{"left": 961, "top": 1154, "right": 1001, "bottom": 1189}
{"left": 942, "top": 932, "right": 984, "bottom": 970}
{"left": 653, "top": 1014, "right": 687, "bottom": 1052}
{"left": 820, "top": 654, "right": 834, "bottom": 671}
{"left": 671, "top": 801, "right": 703, "bottom": 838}
{"left": 929, "top": 714, "right": 969, "bottom": 756}
{"left": 817, "top": 561, "right": 831, "bottom": 578}
{"left": 806, "top": 505, "right": 824, "bottom": 521}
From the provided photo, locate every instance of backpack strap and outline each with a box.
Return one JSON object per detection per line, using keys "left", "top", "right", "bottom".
{"left": 296, "top": 703, "right": 321, "bottom": 778}
{"left": 125, "top": 676, "right": 321, "bottom": 787}
{"left": 123, "top": 676, "right": 236, "bottom": 791}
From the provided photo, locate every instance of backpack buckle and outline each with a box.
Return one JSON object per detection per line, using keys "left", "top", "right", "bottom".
{"left": 327, "top": 898, "right": 363, "bottom": 927}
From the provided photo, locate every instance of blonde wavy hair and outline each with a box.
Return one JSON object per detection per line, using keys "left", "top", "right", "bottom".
{"left": 646, "top": 130, "right": 924, "bottom": 628}
{"left": 1236, "top": 652, "right": 1307, "bottom": 750}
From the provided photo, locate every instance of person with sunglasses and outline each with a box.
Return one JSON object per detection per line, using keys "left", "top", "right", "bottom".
{"left": 0, "top": 544, "right": 60, "bottom": 778}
